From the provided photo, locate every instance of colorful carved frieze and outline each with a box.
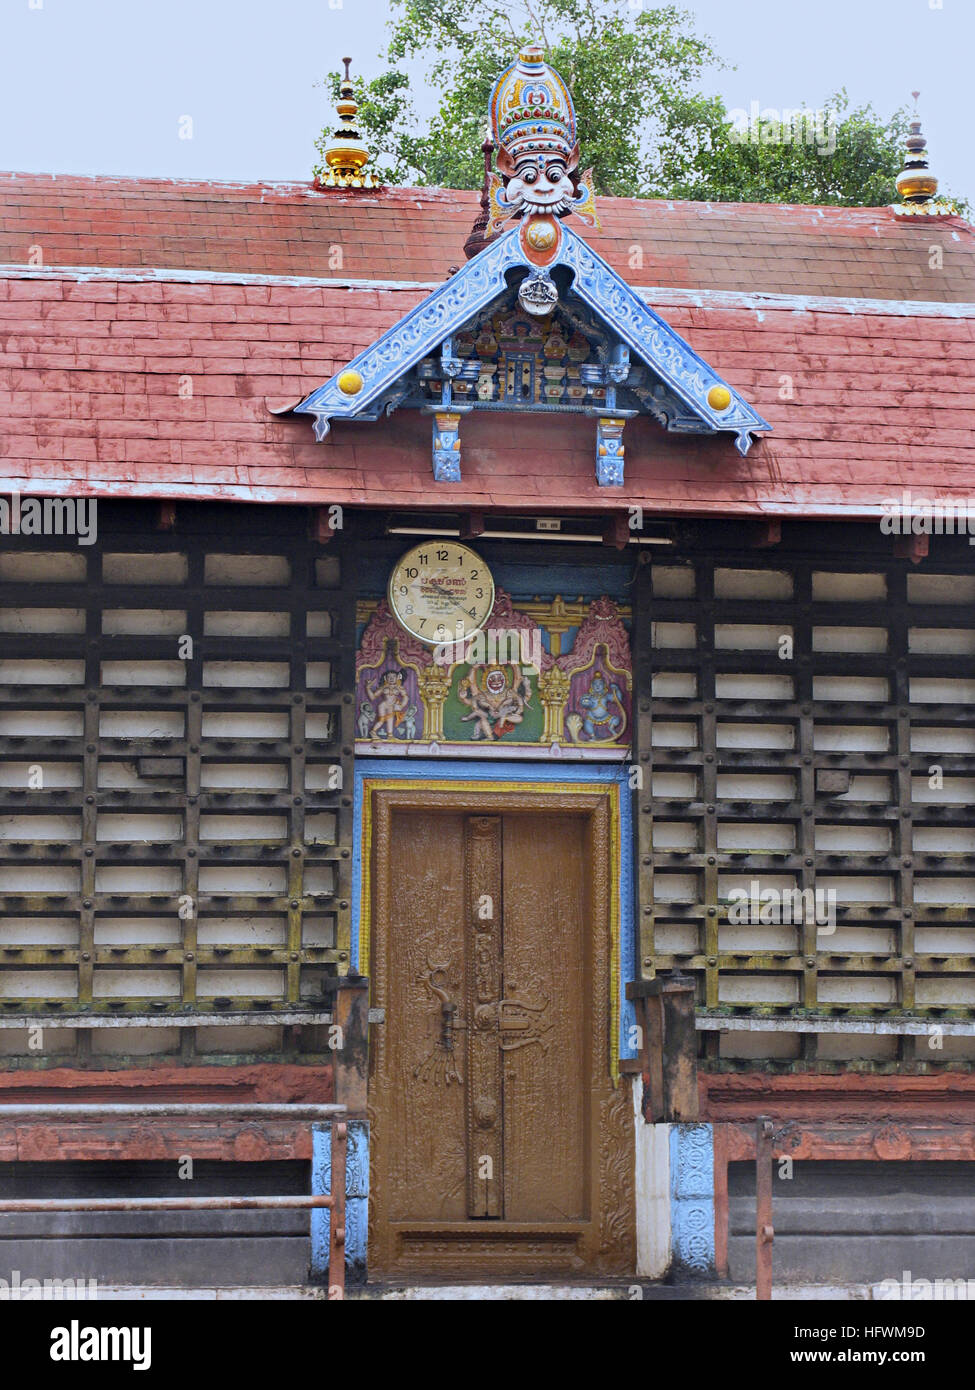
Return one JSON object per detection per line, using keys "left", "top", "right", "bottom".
{"left": 355, "top": 590, "right": 631, "bottom": 757}
{"left": 418, "top": 304, "right": 607, "bottom": 412}
{"left": 558, "top": 596, "right": 632, "bottom": 746}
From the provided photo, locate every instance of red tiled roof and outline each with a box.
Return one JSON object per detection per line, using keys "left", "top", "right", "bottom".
{"left": 2, "top": 272, "right": 973, "bottom": 519}
{"left": 1, "top": 173, "right": 974, "bottom": 301}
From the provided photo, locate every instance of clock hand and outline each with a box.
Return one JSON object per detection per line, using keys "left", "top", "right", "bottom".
{"left": 423, "top": 578, "right": 471, "bottom": 618}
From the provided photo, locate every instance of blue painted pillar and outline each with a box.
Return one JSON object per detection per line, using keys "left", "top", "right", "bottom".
{"left": 670, "top": 1122, "right": 715, "bottom": 1276}
{"left": 595, "top": 416, "right": 626, "bottom": 486}
{"left": 432, "top": 410, "right": 462, "bottom": 481}
{"left": 311, "top": 1120, "right": 369, "bottom": 1284}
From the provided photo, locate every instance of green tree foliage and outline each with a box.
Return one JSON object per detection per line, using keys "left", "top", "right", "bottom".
{"left": 314, "top": 0, "right": 966, "bottom": 210}
{"left": 671, "top": 90, "right": 916, "bottom": 207}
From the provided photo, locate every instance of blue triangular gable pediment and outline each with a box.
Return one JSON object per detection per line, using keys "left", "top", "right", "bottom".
{"left": 294, "top": 220, "right": 770, "bottom": 485}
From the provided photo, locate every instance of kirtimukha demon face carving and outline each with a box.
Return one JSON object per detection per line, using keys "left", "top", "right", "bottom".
{"left": 503, "top": 149, "right": 578, "bottom": 216}
{"left": 486, "top": 46, "right": 599, "bottom": 235}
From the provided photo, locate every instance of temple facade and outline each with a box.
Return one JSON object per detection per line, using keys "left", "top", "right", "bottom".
{"left": 1, "top": 50, "right": 974, "bottom": 1294}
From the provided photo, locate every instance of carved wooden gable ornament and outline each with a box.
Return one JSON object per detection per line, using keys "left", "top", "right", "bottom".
{"left": 294, "top": 47, "right": 770, "bottom": 484}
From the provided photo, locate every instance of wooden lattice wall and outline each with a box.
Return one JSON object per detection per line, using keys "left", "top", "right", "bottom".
{"left": 0, "top": 504, "right": 355, "bottom": 1065}
{"left": 633, "top": 545, "right": 975, "bottom": 1073}
{"left": 3, "top": 508, "right": 974, "bottom": 1076}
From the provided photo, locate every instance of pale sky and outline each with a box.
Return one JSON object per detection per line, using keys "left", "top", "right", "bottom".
{"left": 1, "top": 0, "right": 971, "bottom": 205}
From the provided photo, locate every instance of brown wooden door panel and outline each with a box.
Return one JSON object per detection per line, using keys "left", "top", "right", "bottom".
{"left": 368, "top": 787, "right": 635, "bottom": 1278}
{"left": 385, "top": 810, "right": 468, "bottom": 1223}
{"left": 500, "top": 813, "right": 587, "bottom": 1223}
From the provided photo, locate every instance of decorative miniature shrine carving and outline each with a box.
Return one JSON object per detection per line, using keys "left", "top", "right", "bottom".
{"left": 418, "top": 305, "right": 609, "bottom": 411}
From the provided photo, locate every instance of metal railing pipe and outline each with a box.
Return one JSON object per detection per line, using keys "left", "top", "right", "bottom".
{"left": 0, "top": 1103, "right": 348, "bottom": 1296}
{"left": 0, "top": 1104, "right": 345, "bottom": 1121}
{"left": 0, "top": 1196, "right": 334, "bottom": 1212}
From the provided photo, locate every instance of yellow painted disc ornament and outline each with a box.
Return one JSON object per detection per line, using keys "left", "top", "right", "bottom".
{"left": 707, "top": 385, "right": 732, "bottom": 412}
{"left": 337, "top": 369, "right": 364, "bottom": 396}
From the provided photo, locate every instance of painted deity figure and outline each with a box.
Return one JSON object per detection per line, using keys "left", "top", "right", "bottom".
{"left": 576, "top": 669, "right": 625, "bottom": 741}
{"left": 486, "top": 46, "right": 599, "bottom": 236}
{"left": 458, "top": 663, "right": 532, "bottom": 741}
{"left": 365, "top": 669, "right": 410, "bottom": 738}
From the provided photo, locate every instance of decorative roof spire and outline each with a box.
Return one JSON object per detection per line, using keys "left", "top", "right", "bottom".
{"left": 318, "top": 58, "right": 381, "bottom": 191}
{"left": 893, "top": 94, "right": 955, "bottom": 217}
{"left": 463, "top": 127, "right": 497, "bottom": 261}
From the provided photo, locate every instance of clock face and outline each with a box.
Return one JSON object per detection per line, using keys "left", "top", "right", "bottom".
{"left": 388, "top": 542, "right": 495, "bottom": 645}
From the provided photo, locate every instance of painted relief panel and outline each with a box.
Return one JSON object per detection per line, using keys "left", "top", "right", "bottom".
{"left": 355, "top": 590, "right": 631, "bottom": 759}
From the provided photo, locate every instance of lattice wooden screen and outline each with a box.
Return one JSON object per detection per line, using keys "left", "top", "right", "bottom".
{"left": 633, "top": 553, "right": 975, "bottom": 1072}
{"left": 0, "top": 507, "right": 355, "bottom": 1063}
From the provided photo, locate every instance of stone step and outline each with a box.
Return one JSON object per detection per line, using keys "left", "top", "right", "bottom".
{"left": 80, "top": 1281, "right": 880, "bottom": 1301}
{"left": 728, "top": 1232, "right": 975, "bottom": 1285}
{"left": 0, "top": 1237, "right": 311, "bottom": 1287}
{"left": 729, "top": 1195, "right": 975, "bottom": 1236}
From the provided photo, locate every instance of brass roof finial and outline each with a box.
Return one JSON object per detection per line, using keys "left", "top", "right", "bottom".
{"left": 318, "top": 57, "right": 381, "bottom": 191}
{"left": 893, "top": 94, "right": 955, "bottom": 217}
{"left": 463, "top": 126, "right": 498, "bottom": 261}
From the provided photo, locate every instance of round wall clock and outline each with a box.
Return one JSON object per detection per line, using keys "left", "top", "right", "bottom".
{"left": 388, "top": 541, "right": 495, "bottom": 645}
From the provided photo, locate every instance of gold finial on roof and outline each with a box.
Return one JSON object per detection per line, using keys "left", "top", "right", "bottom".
{"left": 319, "top": 57, "right": 382, "bottom": 191}
{"left": 893, "top": 94, "right": 956, "bottom": 217}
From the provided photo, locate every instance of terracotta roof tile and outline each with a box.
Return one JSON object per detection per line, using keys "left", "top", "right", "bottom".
{"left": 2, "top": 272, "right": 974, "bottom": 518}
{"left": 2, "top": 172, "right": 974, "bottom": 301}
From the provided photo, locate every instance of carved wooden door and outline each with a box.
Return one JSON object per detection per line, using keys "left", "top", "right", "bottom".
{"left": 368, "top": 790, "right": 635, "bottom": 1278}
